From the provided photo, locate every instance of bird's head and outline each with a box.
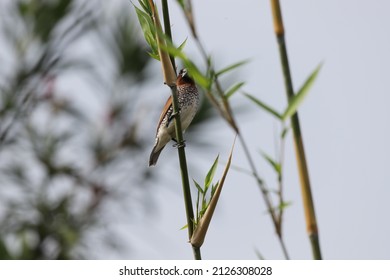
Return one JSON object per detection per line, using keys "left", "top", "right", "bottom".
{"left": 177, "top": 68, "right": 195, "bottom": 86}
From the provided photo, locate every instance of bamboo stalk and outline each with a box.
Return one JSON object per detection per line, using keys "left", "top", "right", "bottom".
{"left": 151, "top": 0, "right": 201, "bottom": 260}
{"left": 269, "top": 0, "right": 322, "bottom": 260}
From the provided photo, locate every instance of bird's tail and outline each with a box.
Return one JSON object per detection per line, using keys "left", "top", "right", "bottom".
{"left": 149, "top": 145, "right": 165, "bottom": 166}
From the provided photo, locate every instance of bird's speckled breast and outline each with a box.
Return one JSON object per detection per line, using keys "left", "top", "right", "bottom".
{"left": 176, "top": 84, "right": 199, "bottom": 131}
{"left": 160, "top": 83, "right": 199, "bottom": 137}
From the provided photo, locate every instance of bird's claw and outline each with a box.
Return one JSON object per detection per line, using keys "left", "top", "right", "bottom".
{"left": 172, "top": 139, "right": 186, "bottom": 148}
{"left": 168, "top": 110, "right": 181, "bottom": 123}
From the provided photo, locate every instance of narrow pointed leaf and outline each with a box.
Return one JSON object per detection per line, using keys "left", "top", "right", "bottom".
{"left": 243, "top": 92, "right": 282, "bottom": 119}
{"left": 278, "top": 201, "right": 292, "bottom": 211}
{"left": 176, "top": 0, "right": 185, "bottom": 9}
{"left": 282, "top": 63, "right": 322, "bottom": 120}
{"left": 134, "top": 5, "right": 159, "bottom": 59}
{"left": 193, "top": 179, "right": 204, "bottom": 194}
{"left": 195, "top": 190, "right": 200, "bottom": 222}
{"left": 147, "top": 51, "right": 160, "bottom": 60}
{"left": 204, "top": 155, "right": 219, "bottom": 189}
{"left": 225, "top": 82, "right": 245, "bottom": 99}
{"left": 178, "top": 37, "right": 187, "bottom": 52}
{"left": 216, "top": 60, "right": 249, "bottom": 77}
{"left": 211, "top": 181, "right": 219, "bottom": 198}
{"left": 261, "top": 151, "right": 281, "bottom": 175}
{"left": 160, "top": 40, "right": 211, "bottom": 89}
{"left": 138, "top": 0, "right": 150, "bottom": 14}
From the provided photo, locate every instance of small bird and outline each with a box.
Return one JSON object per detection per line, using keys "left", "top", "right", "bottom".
{"left": 149, "top": 69, "right": 200, "bottom": 166}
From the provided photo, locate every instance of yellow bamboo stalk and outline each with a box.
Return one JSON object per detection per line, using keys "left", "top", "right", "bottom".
{"left": 269, "top": 0, "right": 322, "bottom": 259}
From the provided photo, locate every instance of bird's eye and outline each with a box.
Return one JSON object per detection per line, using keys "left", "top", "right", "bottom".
{"left": 181, "top": 68, "right": 188, "bottom": 77}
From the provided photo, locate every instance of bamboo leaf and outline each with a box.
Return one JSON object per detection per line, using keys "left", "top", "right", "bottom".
{"left": 204, "top": 155, "right": 219, "bottom": 189}
{"left": 178, "top": 37, "right": 187, "bottom": 52}
{"left": 211, "top": 181, "right": 219, "bottom": 198}
{"left": 201, "top": 196, "right": 208, "bottom": 214}
{"left": 147, "top": 51, "right": 160, "bottom": 60}
{"left": 261, "top": 151, "right": 281, "bottom": 175}
{"left": 225, "top": 82, "right": 245, "bottom": 99}
{"left": 193, "top": 179, "right": 203, "bottom": 223}
{"left": 160, "top": 40, "right": 211, "bottom": 88}
{"left": 134, "top": 5, "right": 159, "bottom": 59}
{"left": 278, "top": 201, "right": 292, "bottom": 211}
{"left": 282, "top": 63, "right": 322, "bottom": 121}
{"left": 243, "top": 92, "right": 282, "bottom": 119}
{"left": 138, "top": 0, "right": 151, "bottom": 13}
{"left": 193, "top": 179, "right": 203, "bottom": 194}
{"left": 176, "top": 0, "right": 185, "bottom": 9}
{"left": 215, "top": 60, "right": 249, "bottom": 77}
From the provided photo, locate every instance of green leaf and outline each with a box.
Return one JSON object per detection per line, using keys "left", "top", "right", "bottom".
{"left": 201, "top": 196, "right": 208, "bottom": 215}
{"left": 134, "top": 5, "right": 159, "bottom": 59}
{"left": 178, "top": 38, "right": 187, "bottom": 52}
{"left": 159, "top": 39, "right": 211, "bottom": 88}
{"left": 176, "top": 0, "right": 185, "bottom": 9}
{"left": 194, "top": 180, "right": 201, "bottom": 222}
{"left": 184, "top": 61, "right": 211, "bottom": 89}
{"left": 261, "top": 151, "right": 281, "bottom": 175}
{"left": 138, "top": 0, "right": 152, "bottom": 13}
{"left": 215, "top": 60, "right": 249, "bottom": 77}
{"left": 147, "top": 51, "right": 160, "bottom": 60}
{"left": 225, "top": 82, "right": 245, "bottom": 99}
{"left": 282, "top": 63, "right": 322, "bottom": 120}
{"left": 243, "top": 92, "right": 282, "bottom": 120}
{"left": 193, "top": 179, "right": 204, "bottom": 194}
{"left": 278, "top": 201, "right": 292, "bottom": 211}
{"left": 211, "top": 181, "right": 219, "bottom": 197}
{"left": 180, "top": 224, "right": 188, "bottom": 230}
{"left": 205, "top": 155, "right": 219, "bottom": 189}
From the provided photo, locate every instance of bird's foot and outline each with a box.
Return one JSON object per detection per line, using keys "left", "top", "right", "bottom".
{"left": 168, "top": 110, "right": 181, "bottom": 123}
{"left": 172, "top": 138, "right": 186, "bottom": 148}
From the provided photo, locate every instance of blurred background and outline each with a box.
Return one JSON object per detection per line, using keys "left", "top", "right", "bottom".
{"left": 1, "top": 0, "right": 389, "bottom": 259}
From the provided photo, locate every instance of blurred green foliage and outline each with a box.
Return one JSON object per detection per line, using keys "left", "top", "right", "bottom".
{"left": 0, "top": 0, "right": 155, "bottom": 259}
{"left": 0, "top": 0, "right": 217, "bottom": 260}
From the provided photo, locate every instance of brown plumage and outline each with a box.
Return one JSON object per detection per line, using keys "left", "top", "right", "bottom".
{"left": 149, "top": 69, "right": 199, "bottom": 166}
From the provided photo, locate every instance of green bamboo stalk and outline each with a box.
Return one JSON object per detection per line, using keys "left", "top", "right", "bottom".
{"left": 150, "top": 0, "right": 201, "bottom": 260}
{"left": 269, "top": 0, "right": 322, "bottom": 260}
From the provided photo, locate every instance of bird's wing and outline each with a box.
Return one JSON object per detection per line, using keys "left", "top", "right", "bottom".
{"left": 157, "top": 95, "right": 172, "bottom": 129}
